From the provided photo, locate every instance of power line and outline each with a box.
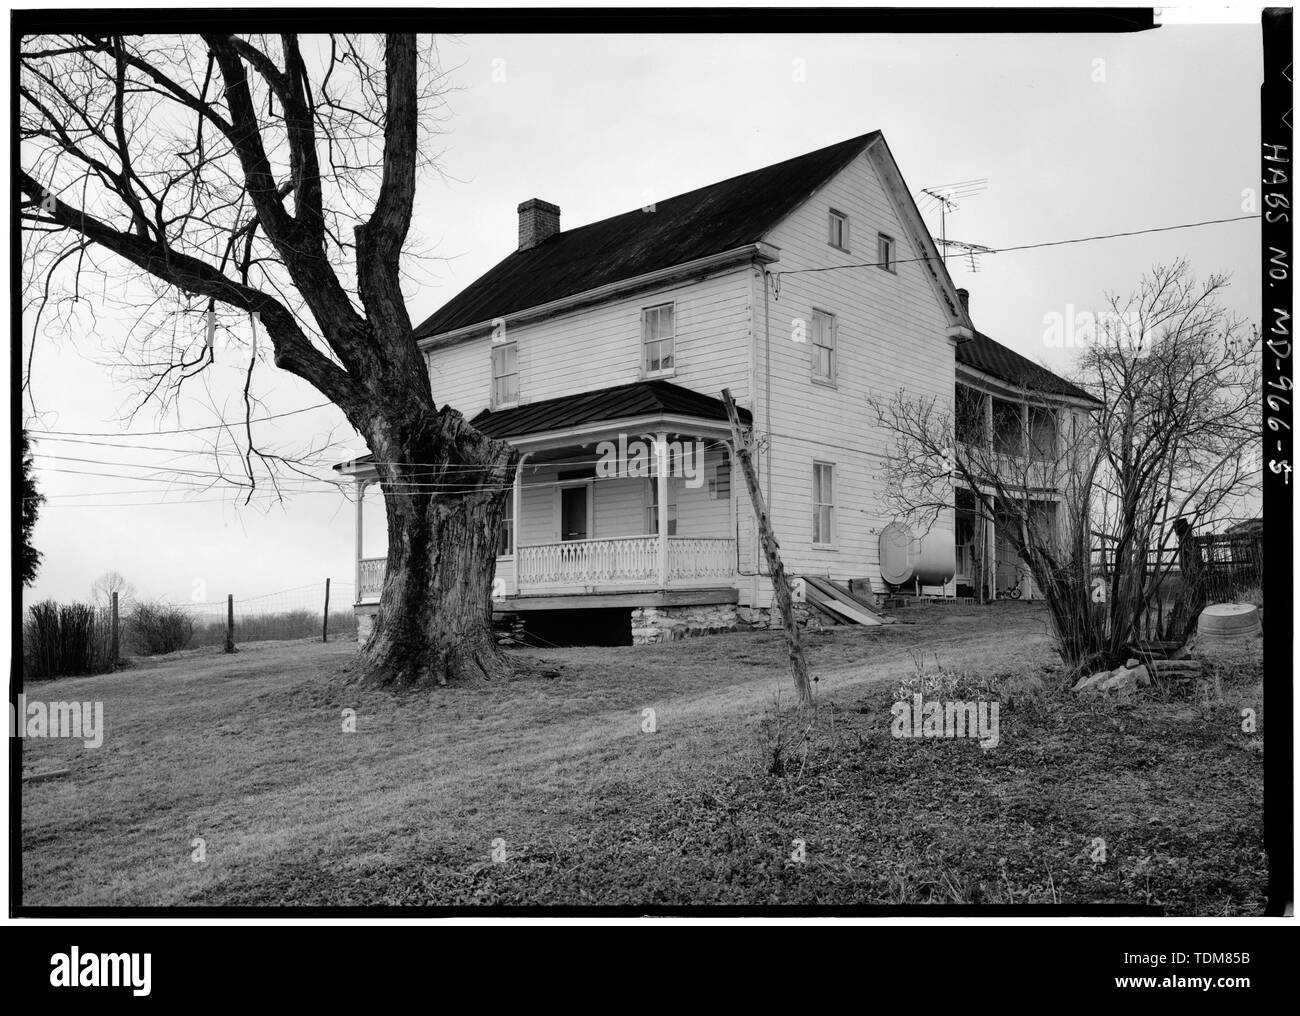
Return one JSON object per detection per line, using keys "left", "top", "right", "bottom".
{"left": 26, "top": 402, "right": 335, "bottom": 438}
{"left": 31, "top": 433, "right": 354, "bottom": 458}
{"left": 771, "top": 213, "right": 1262, "bottom": 279}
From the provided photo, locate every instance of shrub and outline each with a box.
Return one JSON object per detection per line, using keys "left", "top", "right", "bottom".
{"left": 23, "top": 600, "right": 114, "bottom": 678}
{"left": 126, "top": 601, "right": 194, "bottom": 656}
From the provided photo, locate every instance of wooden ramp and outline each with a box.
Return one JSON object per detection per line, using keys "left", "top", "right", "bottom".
{"left": 801, "top": 576, "right": 887, "bottom": 626}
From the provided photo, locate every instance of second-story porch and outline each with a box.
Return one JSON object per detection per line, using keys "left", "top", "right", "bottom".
{"left": 336, "top": 380, "right": 746, "bottom": 607}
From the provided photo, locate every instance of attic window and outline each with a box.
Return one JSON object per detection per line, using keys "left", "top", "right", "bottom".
{"left": 828, "top": 209, "right": 850, "bottom": 251}
{"left": 877, "top": 233, "right": 896, "bottom": 273}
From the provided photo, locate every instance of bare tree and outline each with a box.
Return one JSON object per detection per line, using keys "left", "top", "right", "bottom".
{"left": 1081, "top": 261, "right": 1258, "bottom": 649}
{"left": 871, "top": 261, "right": 1257, "bottom": 672}
{"left": 20, "top": 33, "right": 517, "bottom": 688}
{"left": 90, "top": 569, "right": 137, "bottom": 610}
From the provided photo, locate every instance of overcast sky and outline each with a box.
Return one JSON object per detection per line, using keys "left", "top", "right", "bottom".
{"left": 21, "top": 24, "right": 1263, "bottom": 606}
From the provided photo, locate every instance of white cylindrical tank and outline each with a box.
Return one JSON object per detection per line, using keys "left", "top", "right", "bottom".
{"left": 914, "top": 528, "right": 956, "bottom": 586}
{"left": 878, "top": 522, "right": 916, "bottom": 587}
{"left": 879, "top": 523, "right": 956, "bottom": 588}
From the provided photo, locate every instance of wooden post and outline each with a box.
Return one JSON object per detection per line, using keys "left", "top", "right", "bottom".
{"left": 721, "top": 388, "right": 813, "bottom": 707}
{"left": 224, "top": 594, "right": 235, "bottom": 653}
{"left": 322, "top": 577, "right": 331, "bottom": 643}
{"left": 655, "top": 430, "right": 670, "bottom": 588}
{"left": 354, "top": 480, "right": 364, "bottom": 599}
{"left": 109, "top": 591, "right": 119, "bottom": 666}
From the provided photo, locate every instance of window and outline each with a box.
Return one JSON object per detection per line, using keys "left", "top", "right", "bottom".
{"left": 1027, "top": 406, "right": 1057, "bottom": 460}
{"left": 992, "top": 397, "right": 1023, "bottom": 456}
{"left": 955, "top": 384, "right": 987, "bottom": 446}
{"left": 812, "top": 462, "right": 835, "bottom": 545}
{"left": 491, "top": 339, "right": 518, "bottom": 407}
{"left": 811, "top": 309, "right": 836, "bottom": 384}
{"left": 642, "top": 303, "right": 675, "bottom": 375}
{"left": 828, "top": 209, "right": 850, "bottom": 251}
{"left": 646, "top": 478, "right": 677, "bottom": 535}
{"left": 877, "top": 233, "right": 896, "bottom": 273}
{"left": 709, "top": 448, "right": 732, "bottom": 501}
{"left": 497, "top": 494, "right": 514, "bottom": 556}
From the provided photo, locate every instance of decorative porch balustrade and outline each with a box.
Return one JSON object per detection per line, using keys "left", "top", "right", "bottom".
{"left": 359, "top": 557, "right": 386, "bottom": 601}
{"left": 357, "top": 537, "right": 735, "bottom": 602}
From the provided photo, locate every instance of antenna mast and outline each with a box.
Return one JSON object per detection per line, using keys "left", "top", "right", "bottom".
{"left": 917, "top": 179, "right": 989, "bottom": 267}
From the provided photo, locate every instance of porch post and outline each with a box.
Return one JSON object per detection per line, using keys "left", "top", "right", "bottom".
{"left": 512, "top": 452, "right": 529, "bottom": 594}
{"left": 656, "top": 430, "right": 669, "bottom": 588}
{"left": 354, "top": 478, "right": 365, "bottom": 601}
{"left": 987, "top": 507, "right": 997, "bottom": 601}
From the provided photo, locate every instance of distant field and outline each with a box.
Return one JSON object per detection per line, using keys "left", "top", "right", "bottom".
{"left": 19, "top": 604, "right": 1266, "bottom": 912}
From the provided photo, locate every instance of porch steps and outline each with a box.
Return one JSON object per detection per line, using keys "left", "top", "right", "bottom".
{"left": 800, "top": 576, "right": 887, "bottom": 626}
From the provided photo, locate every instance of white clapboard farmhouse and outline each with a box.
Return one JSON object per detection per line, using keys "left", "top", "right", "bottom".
{"left": 336, "top": 132, "right": 1097, "bottom": 643}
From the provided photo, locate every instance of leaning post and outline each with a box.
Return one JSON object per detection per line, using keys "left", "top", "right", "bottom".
{"left": 721, "top": 388, "right": 814, "bottom": 707}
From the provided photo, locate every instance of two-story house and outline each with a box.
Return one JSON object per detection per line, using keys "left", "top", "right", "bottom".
{"left": 335, "top": 132, "right": 1093, "bottom": 641}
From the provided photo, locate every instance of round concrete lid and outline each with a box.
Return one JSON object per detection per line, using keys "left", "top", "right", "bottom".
{"left": 1201, "top": 603, "right": 1259, "bottom": 618}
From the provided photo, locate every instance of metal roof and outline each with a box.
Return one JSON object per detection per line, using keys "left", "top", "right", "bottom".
{"left": 469, "top": 379, "right": 752, "bottom": 439}
{"left": 957, "top": 331, "right": 1099, "bottom": 403}
{"left": 413, "top": 133, "right": 881, "bottom": 338}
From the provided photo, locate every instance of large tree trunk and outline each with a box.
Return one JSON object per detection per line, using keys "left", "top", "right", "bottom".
{"left": 357, "top": 404, "right": 518, "bottom": 688}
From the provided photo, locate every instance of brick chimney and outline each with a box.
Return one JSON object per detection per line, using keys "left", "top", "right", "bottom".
{"left": 517, "top": 198, "right": 560, "bottom": 251}
{"left": 956, "top": 288, "right": 970, "bottom": 315}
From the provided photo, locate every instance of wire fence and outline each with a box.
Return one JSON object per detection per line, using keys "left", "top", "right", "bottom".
{"left": 185, "top": 579, "right": 357, "bottom": 648}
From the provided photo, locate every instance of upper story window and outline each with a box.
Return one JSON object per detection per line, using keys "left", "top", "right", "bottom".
{"left": 812, "top": 461, "right": 835, "bottom": 546}
{"left": 1027, "top": 406, "right": 1058, "bottom": 460}
{"left": 828, "top": 209, "right": 850, "bottom": 251}
{"left": 811, "top": 309, "right": 836, "bottom": 385}
{"left": 642, "top": 302, "right": 675, "bottom": 376}
{"left": 491, "top": 338, "right": 519, "bottom": 407}
{"left": 877, "top": 233, "right": 896, "bottom": 273}
{"left": 955, "top": 383, "right": 987, "bottom": 446}
{"left": 992, "top": 396, "right": 1023, "bottom": 456}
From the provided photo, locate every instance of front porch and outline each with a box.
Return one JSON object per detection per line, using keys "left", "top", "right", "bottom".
{"left": 339, "top": 380, "right": 749, "bottom": 608}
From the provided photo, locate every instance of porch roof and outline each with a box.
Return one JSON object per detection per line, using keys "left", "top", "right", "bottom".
{"left": 957, "top": 331, "right": 1101, "bottom": 404}
{"left": 331, "top": 380, "right": 750, "bottom": 473}
{"left": 469, "top": 379, "right": 750, "bottom": 439}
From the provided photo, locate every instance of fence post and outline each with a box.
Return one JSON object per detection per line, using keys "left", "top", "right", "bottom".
{"left": 110, "top": 591, "right": 120, "bottom": 666}
{"left": 322, "top": 578, "right": 331, "bottom": 643}
{"left": 224, "top": 594, "right": 236, "bottom": 653}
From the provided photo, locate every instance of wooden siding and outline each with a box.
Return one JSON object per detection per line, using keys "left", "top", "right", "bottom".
{"left": 425, "top": 269, "right": 754, "bottom": 418}
{"left": 749, "top": 149, "right": 958, "bottom": 599}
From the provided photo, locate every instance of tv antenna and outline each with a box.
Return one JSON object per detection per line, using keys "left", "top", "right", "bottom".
{"left": 917, "top": 179, "right": 989, "bottom": 266}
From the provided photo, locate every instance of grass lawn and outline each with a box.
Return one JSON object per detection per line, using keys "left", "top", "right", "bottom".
{"left": 19, "top": 603, "right": 1266, "bottom": 911}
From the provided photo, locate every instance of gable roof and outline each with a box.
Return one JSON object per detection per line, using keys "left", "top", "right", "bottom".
{"left": 468, "top": 379, "right": 750, "bottom": 440}
{"left": 414, "top": 132, "right": 881, "bottom": 339}
{"left": 957, "top": 331, "right": 1098, "bottom": 403}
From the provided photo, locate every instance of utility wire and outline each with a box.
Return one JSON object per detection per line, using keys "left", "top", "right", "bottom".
{"left": 771, "top": 213, "right": 1262, "bottom": 278}
{"left": 27, "top": 401, "right": 334, "bottom": 437}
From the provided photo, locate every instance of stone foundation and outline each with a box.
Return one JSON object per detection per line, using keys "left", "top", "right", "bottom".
{"left": 356, "top": 609, "right": 375, "bottom": 644}
{"left": 734, "top": 604, "right": 825, "bottom": 631}
{"left": 631, "top": 604, "right": 738, "bottom": 645}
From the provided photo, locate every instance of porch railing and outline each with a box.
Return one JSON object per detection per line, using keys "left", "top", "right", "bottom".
{"left": 518, "top": 535, "right": 659, "bottom": 587}
{"left": 359, "top": 557, "right": 386, "bottom": 601}
{"left": 358, "top": 537, "right": 735, "bottom": 602}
